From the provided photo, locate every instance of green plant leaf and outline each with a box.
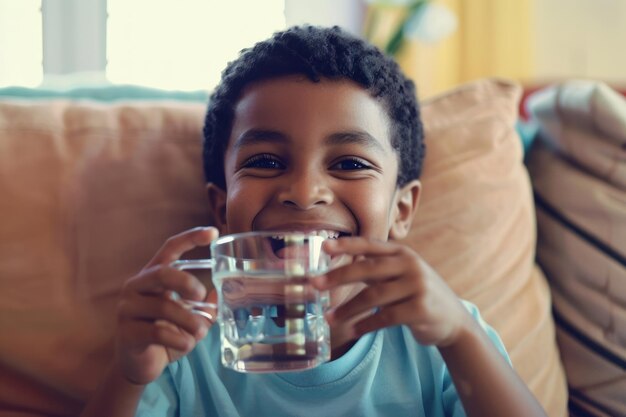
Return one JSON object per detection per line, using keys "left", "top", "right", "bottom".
{"left": 384, "top": 0, "right": 429, "bottom": 55}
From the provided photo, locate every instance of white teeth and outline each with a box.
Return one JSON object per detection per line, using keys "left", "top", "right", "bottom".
{"left": 271, "top": 230, "right": 341, "bottom": 240}
{"left": 304, "top": 230, "right": 340, "bottom": 239}
{"left": 318, "top": 230, "right": 339, "bottom": 239}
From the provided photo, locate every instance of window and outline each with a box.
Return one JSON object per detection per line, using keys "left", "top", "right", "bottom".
{"left": 0, "top": 0, "right": 42, "bottom": 87}
{"left": 106, "top": 0, "right": 286, "bottom": 91}
{"left": 0, "top": 0, "right": 361, "bottom": 91}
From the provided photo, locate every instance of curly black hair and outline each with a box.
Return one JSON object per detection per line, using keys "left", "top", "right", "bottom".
{"left": 203, "top": 25, "right": 424, "bottom": 189}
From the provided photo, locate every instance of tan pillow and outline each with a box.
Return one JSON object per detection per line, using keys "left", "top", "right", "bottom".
{"left": 403, "top": 78, "right": 568, "bottom": 417}
{"left": 0, "top": 100, "right": 209, "bottom": 416}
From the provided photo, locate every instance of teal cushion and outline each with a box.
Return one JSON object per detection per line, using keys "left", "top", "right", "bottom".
{"left": 516, "top": 119, "right": 539, "bottom": 156}
{"left": 0, "top": 84, "right": 209, "bottom": 102}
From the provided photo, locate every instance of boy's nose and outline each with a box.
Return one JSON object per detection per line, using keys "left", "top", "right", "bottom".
{"left": 277, "top": 171, "right": 333, "bottom": 210}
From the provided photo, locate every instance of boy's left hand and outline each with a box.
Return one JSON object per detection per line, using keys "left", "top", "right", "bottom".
{"left": 313, "top": 237, "right": 471, "bottom": 347}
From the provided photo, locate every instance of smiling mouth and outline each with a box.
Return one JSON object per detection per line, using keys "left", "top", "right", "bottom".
{"left": 268, "top": 230, "right": 350, "bottom": 254}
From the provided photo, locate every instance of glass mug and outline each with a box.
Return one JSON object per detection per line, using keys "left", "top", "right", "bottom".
{"left": 171, "top": 231, "right": 333, "bottom": 373}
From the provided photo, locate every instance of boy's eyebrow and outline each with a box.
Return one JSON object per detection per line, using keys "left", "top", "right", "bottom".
{"left": 325, "top": 130, "right": 387, "bottom": 153}
{"left": 232, "top": 128, "right": 387, "bottom": 153}
{"left": 232, "top": 129, "right": 288, "bottom": 149}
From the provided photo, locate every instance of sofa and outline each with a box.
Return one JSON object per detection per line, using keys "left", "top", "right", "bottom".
{"left": 0, "top": 77, "right": 622, "bottom": 417}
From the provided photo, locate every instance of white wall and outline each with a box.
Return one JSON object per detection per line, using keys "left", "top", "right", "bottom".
{"left": 284, "top": 0, "right": 366, "bottom": 36}
{"left": 533, "top": 0, "right": 626, "bottom": 84}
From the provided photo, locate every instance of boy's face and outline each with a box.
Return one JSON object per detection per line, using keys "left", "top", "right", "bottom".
{"left": 209, "top": 75, "right": 420, "bottom": 246}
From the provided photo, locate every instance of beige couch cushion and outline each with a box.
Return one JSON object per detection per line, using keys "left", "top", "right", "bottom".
{"left": 0, "top": 100, "right": 209, "bottom": 416}
{"left": 403, "top": 78, "right": 567, "bottom": 417}
{"left": 527, "top": 79, "right": 626, "bottom": 191}
{"left": 0, "top": 78, "right": 568, "bottom": 416}
{"left": 526, "top": 80, "right": 626, "bottom": 417}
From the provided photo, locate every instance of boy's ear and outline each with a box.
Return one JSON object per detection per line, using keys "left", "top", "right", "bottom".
{"left": 389, "top": 179, "right": 421, "bottom": 240}
{"left": 206, "top": 183, "right": 228, "bottom": 233}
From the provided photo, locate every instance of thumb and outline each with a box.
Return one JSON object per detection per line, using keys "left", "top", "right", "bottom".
{"left": 147, "top": 226, "right": 219, "bottom": 268}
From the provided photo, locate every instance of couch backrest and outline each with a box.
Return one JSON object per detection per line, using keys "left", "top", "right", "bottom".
{"left": 0, "top": 100, "right": 210, "bottom": 415}
{"left": 0, "top": 79, "right": 568, "bottom": 416}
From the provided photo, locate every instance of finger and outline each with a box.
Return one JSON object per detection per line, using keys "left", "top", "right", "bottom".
{"left": 327, "top": 278, "right": 418, "bottom": 326}
{"left": 351, "top": 301, "right": 421, "bottom": 338}
{"left": 147, "top": 226, "right": 219, "bottom": 267}
{"left": 319, "top": 256, "right": 403, "bottom": 288}
{"left": 206, "top": 288, "right": 218, "bottom": 304}
{"left": 119, "top": 319, "right": 199, "bottom": 353}
{"left": 124, "top": 266, "right": 207, "bottom": 301}
{"left": 323, "top": 236, "right": 402, "bottom": 257}
{"left": 315, "top": 250, "right": 417, "bottom": 290}
{"left": 118, "top": 293, "right": 209, "bottom": 339}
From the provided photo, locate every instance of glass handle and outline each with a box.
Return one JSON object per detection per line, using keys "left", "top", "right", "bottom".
{"left": 170, "top": 258, "right": 217, "bottom": 322}
{"left": 187, "top": 305, "right": 218, "bottom": 323}
{"left": 170, "top": 259, "right": 215, "bottom": 270}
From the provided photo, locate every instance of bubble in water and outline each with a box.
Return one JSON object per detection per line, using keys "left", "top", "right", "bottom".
{"left": 223, "top": 348, "right": 234, "bottom": 364}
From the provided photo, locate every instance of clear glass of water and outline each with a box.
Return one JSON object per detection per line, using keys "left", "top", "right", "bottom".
{"left": 171, "top": 231, "right": 333, "bottom": 373}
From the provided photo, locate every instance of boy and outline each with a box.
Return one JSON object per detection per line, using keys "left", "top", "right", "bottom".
{"left": 81, "top": 26, "right": 547, "bottom": 417}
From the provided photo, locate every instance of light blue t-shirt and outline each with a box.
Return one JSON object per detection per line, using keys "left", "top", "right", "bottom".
{"left": 136, "top": 301, "right": 509, "bottom": 417}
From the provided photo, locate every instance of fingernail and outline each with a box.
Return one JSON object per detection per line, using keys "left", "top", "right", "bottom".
{"left": 324, "top": 309, "right": 335, "bottom": 325}
{"left": 197, "top": 326, "right": 208, "bottom": 340}
{"left": 323, "top": 239, "right": 338, "bottom": 250}
{"left": 313, "top": 275, "right": 327, "bottom": 288}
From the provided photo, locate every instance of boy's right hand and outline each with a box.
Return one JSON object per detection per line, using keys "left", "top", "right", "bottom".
{"left": 114, "top": 226, "right": 219, "bottom": 386}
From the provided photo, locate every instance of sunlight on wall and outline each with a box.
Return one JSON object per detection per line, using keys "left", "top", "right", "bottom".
{"left": 533, "top": 0, "right": 626, "bottom": 84}
{"left": 386, "top": 0, "right": 533, "bottom": 99}
{"left": 0, "top": 0, "right": 42, "bottom": 87}
{"left": 106, "top": 0, "right": 286, "bottom": 91}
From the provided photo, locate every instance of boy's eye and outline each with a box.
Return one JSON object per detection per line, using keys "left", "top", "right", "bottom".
{"left": 330, "top": 158, "right": 371, "bottom": 171}
{"left": 242, "top": 154, "right": 285, "bottom": 170}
